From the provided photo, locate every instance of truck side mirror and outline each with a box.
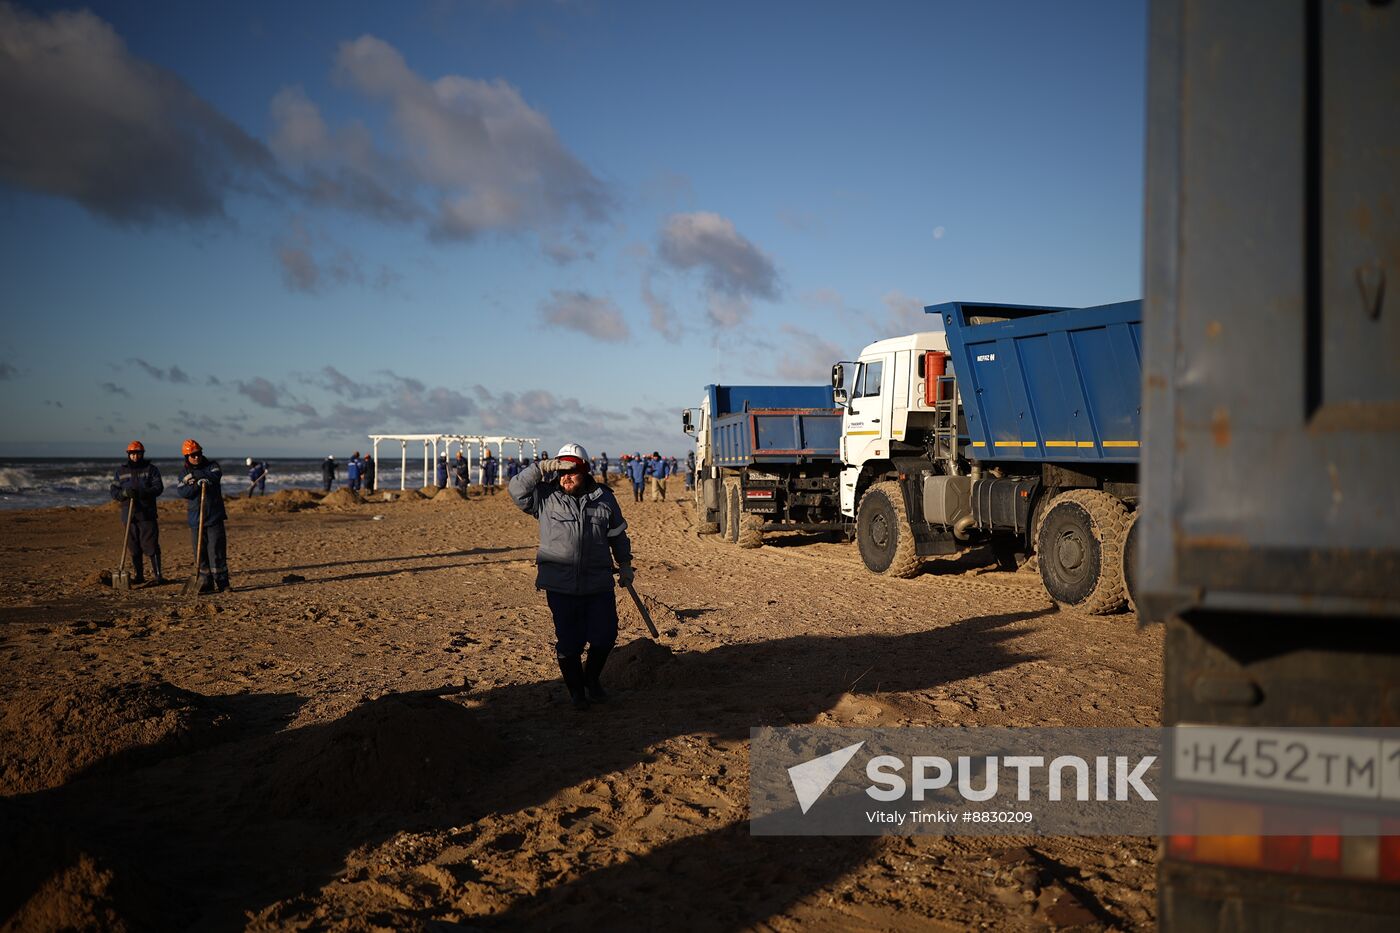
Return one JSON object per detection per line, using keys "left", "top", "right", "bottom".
{"left": 681, "top": 409, "right": 696, "bottom": 436}
{"left": 832, "top": 363, "right": 851, "bottom": 408}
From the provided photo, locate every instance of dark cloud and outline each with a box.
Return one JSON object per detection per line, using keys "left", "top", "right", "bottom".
{"left": 656, "top": 212, "right": 779, "bottom": 329}
{"left": 275, "top": 220, "right": 403, "bottom": 295}
{"left": 236, "top": 377, "right": 282, "bottom": 408}
{"left": 100, "top": 382, "right": 129, "bottom": 397}
{"left": 0, "top": 4, "right": 282, "bottom": 225}
{"left": 278, "top": 245, "right": 320, "bottom": 292}
{"left": 538, "top": 290, "right": 629, "bottom": 343}
{"left": 250, "top": 370, "right": 475, "bottom": 437}
{"left": 0, "top": 361, "right": 15, "bottom": 380}
{"left": 306, "top": 365, "right": 378, "bottom": 400}
{"left": 129, "top": 358, "right": 192, "bottom": 383}
{"left": 206, "top": 375, "right": 222, "bottom": 387}
{"left": 176, "top": 409, "right": 245, "bottom": 438}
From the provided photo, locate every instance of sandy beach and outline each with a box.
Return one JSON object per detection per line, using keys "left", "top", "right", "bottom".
{"left": 0, "top": 479, "right": 1163, "bottom": 930}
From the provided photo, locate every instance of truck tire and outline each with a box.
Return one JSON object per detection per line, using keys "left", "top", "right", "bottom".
{"left": 1121, "top": 509, "right": 1140, "bottom": 613}
{"left": 1036, "top": 489, "right": 1129, "bottom": 614}
{"left": 737, "top": 509, "right": 764, "bottom": 548}
{"left": 856, "top": 481, "right": 922, "bottom": 578}
{"left": 721, "top": 479, "right": 741, "bottom": 544}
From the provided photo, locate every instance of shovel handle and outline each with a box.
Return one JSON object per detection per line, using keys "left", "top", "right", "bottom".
{"left": 193, "top": 483, "right": 206, "bottom": 575}
{"left": 116, "top": 492, "right": 135, "bottom": 574}
{"left": 623, "top": 581, "right": 661, "bottom": 639}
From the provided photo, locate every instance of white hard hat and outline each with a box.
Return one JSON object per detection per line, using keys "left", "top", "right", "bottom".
{"left": 558, "top": 442, "right": 589, "bottom": 463}
{"left": 246, "top": 457, "right": 253, "bottom": 465}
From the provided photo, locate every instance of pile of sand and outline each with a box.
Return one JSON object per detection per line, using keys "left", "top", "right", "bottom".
{"left": 430, "top": 486, "right": 470, "bottom": 506}
{"left": 317, "top": 488, "right": 362, "bottom": 508}
{"left": 602, "top": 637, "right": 677, "bottom": 690}
{"left": 378, "top": 488, "right": 423, "bottom": 501}
{"left": 234, "top": 489, "right": 323, "bottom": 514}
{"left": 0, "top": 679, "right": 231, "bottom": 795}
{"left": 248, "top": 692, "right": 499, "bottom": 821}
{"left": 417, "top": 486, "right": 440, "bottom": 499}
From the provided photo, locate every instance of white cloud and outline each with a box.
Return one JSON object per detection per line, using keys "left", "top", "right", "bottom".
{"left": 656, "top": 211, "right": 780, "bottom": 329}
{"left": 539, "top": 290, "right": 630, "bottom": 343}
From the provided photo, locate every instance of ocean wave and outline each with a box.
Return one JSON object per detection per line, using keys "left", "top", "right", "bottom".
{"left": 0, "top": 467, "right": 39, "bottom": 493}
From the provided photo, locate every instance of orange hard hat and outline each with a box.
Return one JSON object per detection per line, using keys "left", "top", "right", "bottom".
{"left": 181, "top": 438, "right": 202, "bottom": 456}
{"left": 126, "top": 440, "right": 144, "bottom": 453}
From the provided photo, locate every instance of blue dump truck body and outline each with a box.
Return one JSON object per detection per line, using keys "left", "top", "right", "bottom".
{"left": 707, "top": 384, "right": 843, "bottom": 468}
{"left": 686, "top": 384, "right": 846, "bottom": 545}
{"left": 932, "top": 299, "right": 1143, "bottom": 463}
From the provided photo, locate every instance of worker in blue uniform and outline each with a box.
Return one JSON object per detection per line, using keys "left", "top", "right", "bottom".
{"left": 176, "top": 438, "right": 230, "bottom": 593}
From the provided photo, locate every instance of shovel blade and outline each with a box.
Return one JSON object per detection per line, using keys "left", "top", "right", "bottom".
{"left": 112, "top": 569, "right": 130, "bottom": 592}
{"left": 182, "top": 573, "right": 204, "bottom": 596}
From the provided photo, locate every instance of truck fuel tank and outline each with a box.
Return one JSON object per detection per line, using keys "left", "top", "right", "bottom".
{"left": 922, "top": 474, "right": 972, "bottom": 527}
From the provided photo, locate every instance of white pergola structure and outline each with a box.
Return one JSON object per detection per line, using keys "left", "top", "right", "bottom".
{"left": 367, "top": 434, "right": 540, "bottom": 491}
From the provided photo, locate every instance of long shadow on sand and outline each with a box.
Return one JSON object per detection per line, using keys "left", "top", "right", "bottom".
{"left": 0, "top": 608, "right": 1048, "bottom": 930}
{"left": 248, "top": 545, "right": 529, "bottom": 575}
{"left": 234, "top": 555, "right": 534, "bottom": 592}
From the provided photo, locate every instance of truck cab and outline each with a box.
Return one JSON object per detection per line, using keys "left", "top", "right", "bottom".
{"left": 834, "top": 330, "right": 951, "bottom": 517}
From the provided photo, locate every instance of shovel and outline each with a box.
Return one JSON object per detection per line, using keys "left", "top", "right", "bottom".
{"left": 621, "top": 580, "right": 661, "bottom": 638}
{"left": 112, "top": 494, "right": 136, "bottom": 591}
{"left": 246, "top": 468, "right": 269, "bottom": 498}
{"left": 183, "top": 483, "right": 207, "bottom": 597}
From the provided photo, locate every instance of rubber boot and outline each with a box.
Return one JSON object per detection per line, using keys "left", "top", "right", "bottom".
{"left": 198, "top": 572, "right": 214, "bottom": 594}
{"left": 584, "top": 645, "right": 611, "bottom": 703}
{"left": 150, "top": 554, "right": 166, "bottom": 585}
{"left": 130, "top": 553, "right": 145, "bottom": 585}
{"left": 557, "top": 655, "right": 589, "bottom": 710}
{"left": 214, "top": 573, "right": 232, "bottom": 593}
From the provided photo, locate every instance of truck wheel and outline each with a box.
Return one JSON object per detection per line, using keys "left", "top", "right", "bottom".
{"left": 721, "top": 479, "right": 741, "bottom": 544}
{"left": 1121, "top": 510, "right": 1140, "bottom": 613}
{"left": 856, "top": 481, "right": 922, "bottom": 578}
{"left": 737, "top": 510, "right": 764, "bottom": 548}
{"left": 695, "top": 494, "right": 719, "bottom": 535}
{"left": 1036, "top": 490, "right": 1129, "bottom": 614}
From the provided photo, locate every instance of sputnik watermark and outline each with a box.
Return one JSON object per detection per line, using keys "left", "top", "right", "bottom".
{"left": 750, "top": 727, "right": 1400, "bottom": 836}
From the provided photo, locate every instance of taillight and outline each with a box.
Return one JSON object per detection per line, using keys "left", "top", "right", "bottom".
{"left": 1167, "top": 795, "right": 1400, "bottom": 882}
{"left": 745, "top": 489, "right": 774, "bottom": 498}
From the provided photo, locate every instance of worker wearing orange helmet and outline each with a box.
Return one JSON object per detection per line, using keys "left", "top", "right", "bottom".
{"left": 109, "top": 440, "right": 165, "bottom": 585}
{"left": 175, "top": 438, "right": 230, "bottom": 593}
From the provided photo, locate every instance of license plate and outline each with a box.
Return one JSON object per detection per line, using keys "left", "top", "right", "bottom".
{"left": 1172, "top": 727, "right": 1400, "bottom": 801}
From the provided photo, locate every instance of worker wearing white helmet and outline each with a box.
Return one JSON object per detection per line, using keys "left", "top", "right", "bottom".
{"left": 509, "top": 441, "right": 634, "bottom": 710}
{"left": 246, "top": 457, "right": 268, "bottom": 496}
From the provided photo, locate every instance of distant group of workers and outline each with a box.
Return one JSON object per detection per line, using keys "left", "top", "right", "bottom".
{"left": 318, "top": 452, "right": 377, "bottom": 492}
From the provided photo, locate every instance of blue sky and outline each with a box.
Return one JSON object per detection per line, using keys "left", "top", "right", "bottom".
{"left": 0, "top": 0, "right": 1147, "bottom": 457}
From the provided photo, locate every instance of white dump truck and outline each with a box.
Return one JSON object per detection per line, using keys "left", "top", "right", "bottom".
{"left": 834, "top": 299, "right": 1143, "bottom": 613}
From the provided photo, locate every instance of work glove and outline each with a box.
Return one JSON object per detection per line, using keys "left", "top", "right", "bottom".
{"left": 197, "top": 478, "right": 210, "bottom": 488}
{"left": 616, "top": 562, "right": 635, "bottom": 588}
{"left": 539, "top": 458, "right": 570, "bottom": 473}
{"left": 123, "top": 488, "right": 137, "bottom": 500}
{"left": 182, "top": 474, "right": 194, "bottom": 486}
